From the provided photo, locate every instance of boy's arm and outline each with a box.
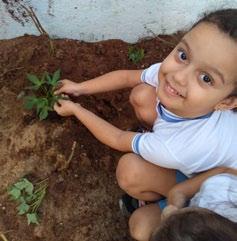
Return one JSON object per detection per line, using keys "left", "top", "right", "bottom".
{"left": 56, "top": 70, "right": 143, "bottom": 96}
{"left": 161, "top": 167, "right": 236, "bottom": 219}
{"left": 54, "top": 100, "right": 136, "bottom": 152}
{"left": 167, "top": 167, "right": 235, "bottom": 208}
{"left": 80, "top": 70, "right": 143, "bottom": 94}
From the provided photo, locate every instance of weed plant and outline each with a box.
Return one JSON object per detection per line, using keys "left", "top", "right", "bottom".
{"left": 128, "top": 46, "right": 145, "bottom": 64}
{"left": 8, "top": 178, "right": 48, "bottom": 225}
{"left": 23, "top": 70, "right": 61, "bottom": 120}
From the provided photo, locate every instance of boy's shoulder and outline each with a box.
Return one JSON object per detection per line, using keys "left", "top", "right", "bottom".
{"left": 151, "top": 109, "right": 237, "bottom": 174}
{"left": 212, "top": 110, "right": 237, "bottom": 132}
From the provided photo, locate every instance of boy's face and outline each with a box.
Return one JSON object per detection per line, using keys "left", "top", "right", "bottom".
{"left": 157, "top": 22, "right": 237, "bottom": 118}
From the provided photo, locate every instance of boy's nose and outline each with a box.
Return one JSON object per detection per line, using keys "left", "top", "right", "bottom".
{"left": 172, "top": 67, "right": 190, "bottom": 86}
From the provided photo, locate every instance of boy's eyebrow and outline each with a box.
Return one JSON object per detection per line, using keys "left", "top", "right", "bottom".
{"left": 181, "top": 39, "right": 190, "bottom": 53}
{"left": 181, "top": 39, "right": 225, "bottom": 84}
{"left": 208, "top": 67, "right": 225, "bottom": 84}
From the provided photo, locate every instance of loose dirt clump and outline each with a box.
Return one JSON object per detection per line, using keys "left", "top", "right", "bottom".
{"left": 0, "top": 34, "right": 177, "bottom": 241}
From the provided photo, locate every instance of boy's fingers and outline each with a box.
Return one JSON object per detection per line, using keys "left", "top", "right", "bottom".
{"left": 54, "top": 99, "right": 63, "bottom": 110}
{"left": 54, "top": 87, "right": 63, "bottom": 95}
{"left": 53, "top": 103, "right": 59, "bottom": 111}
{"left": 57, "top": 99, "right": 64, "bottom": 105}
{"left": 61, "top": 94, "right": 70, "bottom": 100}
{"left": 56, "top": 80, "right": 63, "bottom": 87}
{"left": 54, "top": 80, "right": 65, "bottom": 94}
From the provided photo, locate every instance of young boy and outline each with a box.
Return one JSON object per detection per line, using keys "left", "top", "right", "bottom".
{"left": 54, "top": 9, "right": 237, "bottom": 234}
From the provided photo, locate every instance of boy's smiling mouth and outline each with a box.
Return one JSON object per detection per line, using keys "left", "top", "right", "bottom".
{"left": 164, "top": 82, "right": 185, "bottom": 98}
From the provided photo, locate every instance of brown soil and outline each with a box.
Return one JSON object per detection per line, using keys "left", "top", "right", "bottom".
{"left": 0, "top": 34, "right": 178, "bottom": 241}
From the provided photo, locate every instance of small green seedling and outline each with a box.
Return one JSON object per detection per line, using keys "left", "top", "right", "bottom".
{"left": 23, "top": 69, "right": 61, "bottom": 120}
{"left": 128, "top": 46, "right": 145, "bottom": 64}
{"left": 8, "top": 178, "right": 48, "bottom": 225}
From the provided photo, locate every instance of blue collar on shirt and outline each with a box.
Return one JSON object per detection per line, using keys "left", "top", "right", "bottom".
{"left": 157, "top": 103, "right": 213, "bottom": 123}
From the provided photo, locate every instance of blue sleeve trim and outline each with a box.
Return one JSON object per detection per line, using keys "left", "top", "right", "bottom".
{"left": 132, "top": 134, "right": 143, "bottom": 155}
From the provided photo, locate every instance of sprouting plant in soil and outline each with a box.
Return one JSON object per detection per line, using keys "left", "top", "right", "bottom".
{"left": 22, "top": 69, "right": 61, "bottom": 120}
{"left": 8, "top": 178, "right": 48, "bottom": 225}
{"left": 128, "top": 46, "right": 145, "bottom": 64}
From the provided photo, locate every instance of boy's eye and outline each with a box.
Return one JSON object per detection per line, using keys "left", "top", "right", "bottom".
{"left": 178, "top": 49, "right": 187, "bottom": 61}
{"left": 200, "top": 74, "right": 213, "bottom": 85}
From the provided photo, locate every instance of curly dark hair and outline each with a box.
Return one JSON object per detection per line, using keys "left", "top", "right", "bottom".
{"left": 194, "top": 9, "right": 237, "bottom": 41}
{"left": 150, "top": 208, "right": 237, "bottom": 241}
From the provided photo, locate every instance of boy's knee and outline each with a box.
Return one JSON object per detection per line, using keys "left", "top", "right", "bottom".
{"left": 116, "top": 154, "right": 139, "bottom": 191}
{"left": 129, "top": 84, "right": 157, "bottom": 126}
{"left": 129, "top": 84, "right": 151, "bottom": 108}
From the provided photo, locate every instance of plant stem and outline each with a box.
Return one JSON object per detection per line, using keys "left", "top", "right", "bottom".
{"left": 31, "top": 190, "right": 46, "bottom": 212}
{"left": 27, "top": 178, "right": 48, "bottom": 212}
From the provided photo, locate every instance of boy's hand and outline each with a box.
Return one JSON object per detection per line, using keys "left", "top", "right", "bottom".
{"left": 54, "top": 79, "right": 80, "bottom": 96}
{"left": 54, "top": 99, "right": 80, "bottom": 117}
{"left": 161, "top": 205, "right": 179, "bottom": 220}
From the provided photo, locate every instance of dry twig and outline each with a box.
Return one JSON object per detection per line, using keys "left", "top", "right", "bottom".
{"left": 144, "top": 27, "right": 178, "bottom": 47}
{"left": 56, "top": 141, "right": 77, "bottom": 171}
{"left": 67, "top": 141, "right": 77, "bottom": 165}
{"left": 0, "top": 232, "right": 9, "bottom": 241}
{"left": 19, "top": 3, "right": 55, "bottom": 55}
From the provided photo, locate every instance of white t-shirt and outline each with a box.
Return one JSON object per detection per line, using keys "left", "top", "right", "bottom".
{"left": 190, "top": 174, "right": 237, "bottom": 222}
{"left": 132, "top": 63, "right": 237, "bottom": 176}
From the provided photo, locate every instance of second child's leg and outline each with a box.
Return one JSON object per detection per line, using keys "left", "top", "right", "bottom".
{"left": 129, "top": 83, "right": 157, "bottom": 127}
{"left": 116, "top": 153, "right": 176, "bottom": 201}
{"left": 129, "top": 203, "right": 161, "bottom": 241}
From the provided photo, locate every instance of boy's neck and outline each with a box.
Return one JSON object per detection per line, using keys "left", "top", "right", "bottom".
{"left": 158, "top": 103, "right": 213, "bottom": 123}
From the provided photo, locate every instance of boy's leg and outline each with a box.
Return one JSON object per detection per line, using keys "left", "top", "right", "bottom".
{"left": 116, "top": 153, "right": 176, "bottom": 201}
{"left": 129, "top": 83, "right": 157, "bottom": 127}
{"left": 129, "top": 203, "right": 161, "bottom": 241}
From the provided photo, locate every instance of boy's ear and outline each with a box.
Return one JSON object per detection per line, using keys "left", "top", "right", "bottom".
{"left": 214, "top": 96, "right": 237, "bottom": 111}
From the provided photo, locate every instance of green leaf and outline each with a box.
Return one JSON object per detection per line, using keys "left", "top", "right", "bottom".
{"left": 39, "top": 107, "right": 49, "bottom": 120}
{"left": 48, "top": 95, "right": 60, "bottom": 108}
{"left": 27, "top": 213, "right": 39, "bottom": 225}
{"left": 14, "top": 178, "right": 32, "bottom": 191}
{"left": 19, "top": 196, "right": 26, "bottom": 203}
{"left": 17, "top": 202, "right": 30, "bottom": 215}
{"left": 46, "top": 72, "right": 52, "bottom": 84}
{"left": 40, "top": 72, "right": 46, "bottom": 84}
{"left": 35, "top": 98, "right": 48, "bottom": 115}
{"left": 46, "top": 70, "right": 61, "bottom": 86}
{"left": 14, "top": 179, "right": 26, "bottom": 190}
{"left": 24, "top": 85, "right": 39, "bottom": 91}
{"left": 51, "top": 69, "right": 61, "bottom": 86}
{"left": 24, "top": 96, "right": 38, "bottom": 110}
{"left": 8, "top": 187, "right": 21, "bottom": 200}
{"left": 27, "top": 74, "right": 42, "bottom": 89}
{"left": 25, "top": 183, "right": 34, "bottom": 196}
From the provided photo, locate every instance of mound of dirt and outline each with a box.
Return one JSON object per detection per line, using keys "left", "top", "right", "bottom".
{"left": 0, "top": 34, "right": 176, "bottom": 241}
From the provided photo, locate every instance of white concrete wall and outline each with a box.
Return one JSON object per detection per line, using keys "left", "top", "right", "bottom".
{"left": 0, "top": 0, "right": 237, "bottom": 42}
